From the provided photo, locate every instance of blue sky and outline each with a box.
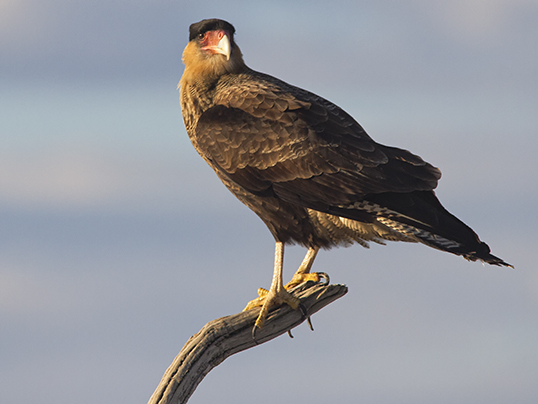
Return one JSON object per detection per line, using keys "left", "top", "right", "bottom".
{"left": 1, "top": 1, "right": 537, "bottom": 403}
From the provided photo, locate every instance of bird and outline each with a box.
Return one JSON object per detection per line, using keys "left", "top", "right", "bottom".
{"left": 178, "top": 18, "right": 512, "bottom": 333}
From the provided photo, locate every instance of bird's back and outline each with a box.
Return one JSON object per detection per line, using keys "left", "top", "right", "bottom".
{"left": 179, "top": 23, "right": 511, "bottom": 267}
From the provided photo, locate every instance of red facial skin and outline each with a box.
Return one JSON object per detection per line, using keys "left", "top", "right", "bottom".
{"left": 199, "top": 30, "right": 228, "bottom": 55}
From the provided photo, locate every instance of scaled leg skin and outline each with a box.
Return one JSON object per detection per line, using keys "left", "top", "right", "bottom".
{"left": 243, "top": 245, "right": 329, "bottom": 331}
{"left": 285, "top": 247, "right": 329, "bottom": 289}
{"left": 244, "top": 242, "right": 299, "bottom": 330}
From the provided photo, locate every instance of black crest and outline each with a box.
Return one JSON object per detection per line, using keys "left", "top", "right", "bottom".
{"left": 189, "top": 19, "right": 236, "bottom": 42}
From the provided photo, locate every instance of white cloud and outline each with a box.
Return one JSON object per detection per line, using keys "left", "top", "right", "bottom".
{"left": 0, "top": 147, "right": 188, "bottom": 211}
{"left": 0, "top": 264, "right": 82, "bottom": 317}
{"left": 0, "top": 145, "right": 233, "bottom": 213}
{"left": 0, "top": 150, "right": 124, "bottom": 208}
{"left": 419, "top": 0, "right": 535, "bottom": 44}
{"left": 0, "top": 0, "right": 57, "bottom": 49}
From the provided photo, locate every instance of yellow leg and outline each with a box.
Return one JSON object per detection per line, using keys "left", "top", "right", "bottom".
{"left": 243, "top": 245, "right": 329, "bottom": 332}
{"left": 285, "top": 247, "right": 329, "bottom": 289}
{"left": 244, "top": 242, "right": 300, "bottom": 330}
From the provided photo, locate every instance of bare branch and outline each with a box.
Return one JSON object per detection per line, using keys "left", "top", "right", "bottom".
{"left": 148, "top": 282, "right": 348, "bottom": 404}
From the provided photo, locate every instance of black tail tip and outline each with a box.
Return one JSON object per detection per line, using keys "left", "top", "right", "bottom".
{"left": 465, "top": 242, "right": 513, "bottom": 268}
{"left": 468, "top": 252, "right": 513, "bottom": 268}
{"left": 487, "top": 256, "right": 514, "bottom": 268}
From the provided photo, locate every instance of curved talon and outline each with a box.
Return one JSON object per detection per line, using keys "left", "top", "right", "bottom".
{"left": 298, "top": 303, "right": 315, "bottom": 331}
{"left": 287, "top": 330, "right": 294, "bottom": 338}
{"left": 317, "top": 272, "right": 330, "bottom": 284}
{"left": 285, "top": 271, "right": 330, "bottom": 290}
{"left": 307, "top": 316, "right": 314, "bottom": 331}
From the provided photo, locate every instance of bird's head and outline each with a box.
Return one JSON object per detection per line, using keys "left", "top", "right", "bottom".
{"left": 181, "top": 19, "right": 245, "bottom": 83}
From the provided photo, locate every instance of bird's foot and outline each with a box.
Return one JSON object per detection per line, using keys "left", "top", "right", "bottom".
{"left": 243, "top": 285, "right": 301, "bottom": 331}
{"left": 285, "top": 271, "right": 330, "bottom": 290}
{"left": 243, "top": 271, "right": 329, "bottom": 335}
{"left": 243, "top": 287, "right": 270, "bottom": 312}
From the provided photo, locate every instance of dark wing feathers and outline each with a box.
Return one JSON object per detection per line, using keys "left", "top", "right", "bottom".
{"left": 196, "top": 78, "right": 440, "bottom": 210}
{"left": 193, "top": 73, "right": 510, "bottom": 267}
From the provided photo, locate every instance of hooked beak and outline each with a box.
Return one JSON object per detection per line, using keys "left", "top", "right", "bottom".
{"left": 201, "top": 30, "right": 231, "bottom": 60}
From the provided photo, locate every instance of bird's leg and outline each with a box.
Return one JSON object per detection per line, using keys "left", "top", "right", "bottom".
{"left": 244, "top": 245, "right": 330, "bottom": 334}
{"left": 285, "top": 247, "right": 329, "bottom": 289}
{"left": 244, "top": 241, "right": 301, "bottom": 330}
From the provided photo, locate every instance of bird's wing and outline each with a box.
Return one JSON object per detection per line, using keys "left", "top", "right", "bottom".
{"left": 195, "top": 75, "right": 441, "bottom": 212}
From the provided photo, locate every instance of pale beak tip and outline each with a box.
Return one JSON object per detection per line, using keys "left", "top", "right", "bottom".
{"left": 218, "top": 34, "right": 231, "bottom": 61}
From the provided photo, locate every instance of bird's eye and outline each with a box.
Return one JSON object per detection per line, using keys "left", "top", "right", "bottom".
{"left": 198, "top": 33, "right": 205, "bottom": 40}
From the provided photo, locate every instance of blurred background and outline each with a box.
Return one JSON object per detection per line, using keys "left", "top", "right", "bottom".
{"left": 1, "top": 1, "right": 537, "bottom": 403}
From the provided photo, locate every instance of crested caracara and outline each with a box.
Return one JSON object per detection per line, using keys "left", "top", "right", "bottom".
{"left": 179, "top": 19, "right": 512, "bottom": 333}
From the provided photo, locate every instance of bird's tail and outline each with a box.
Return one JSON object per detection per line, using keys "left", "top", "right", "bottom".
{"left": 338, "top": 190, "right": 513, "bottom": 268}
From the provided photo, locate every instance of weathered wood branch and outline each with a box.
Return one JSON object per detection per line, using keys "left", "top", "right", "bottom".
{"left": 148, "top": 282, "right": 348, "bottom": 404}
